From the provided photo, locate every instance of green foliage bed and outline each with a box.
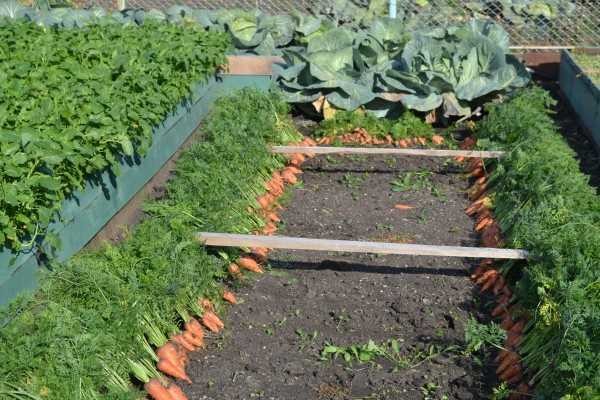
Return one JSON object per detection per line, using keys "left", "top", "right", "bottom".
{"left": 476, "top": 88, "right": 600, "bottom": 399}
{"left": 0, "top": 21, "right": 228, "bottom": 252}
{"left": 0, "top": 90, "right": 300, "bottom": 399}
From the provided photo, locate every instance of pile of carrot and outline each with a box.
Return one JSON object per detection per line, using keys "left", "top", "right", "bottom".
{"left": 143, "top": 296, "right": 234, "bottom": 399}
{"left": 461, "top": 137, "right": 531, "bottom": 400}
{"left": 316, "top": 127, "right": 444, "bottom": 147}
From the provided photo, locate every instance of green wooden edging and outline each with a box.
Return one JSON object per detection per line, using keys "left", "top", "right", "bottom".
{"left": 559, "top": 50, "right": 600, "bottom": 149}
{"left": 0, "top": 73, "right": 272, "bottom": 306}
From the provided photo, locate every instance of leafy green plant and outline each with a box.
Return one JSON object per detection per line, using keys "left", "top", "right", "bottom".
{"left": 320, "top": 339, "right": 454, "bottom": 371}
{"left": 464, "top": 317, "right": 506, "bottom": 354}
{"left": 0, "top": 21, "right": 228, "bottom": 252}
{"left": 572, "top": 52, "right": 600, "bottom": 85}
{"left": 315, "top": 109, "right": 435, "bottom": 139}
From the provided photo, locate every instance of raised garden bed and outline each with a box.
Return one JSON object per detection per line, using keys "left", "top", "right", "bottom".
{"left": 0, "top": 61, "right": 274, "bottom": 306}
{"left": 559, "top": 50, "right": 600, "bottom": 150}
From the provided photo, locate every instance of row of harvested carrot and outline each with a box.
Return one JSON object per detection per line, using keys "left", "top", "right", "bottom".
{"left": 228, "top": 137, "right": 317, "bottom": 279}
{"left": 316, "top": 127, "right": 445, "bottom": 147}
{"left": 460, "top": 138, "right": 531, "bottom": 400}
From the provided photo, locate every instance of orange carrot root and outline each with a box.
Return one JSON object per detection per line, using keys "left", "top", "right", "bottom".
{"left": 223, "top": 290, "right": 237, "bottom": 304}
{"left": 237, "top": 256, "right": 263, "bottom": 273}
{"left": 145, "top": 379, "right": 175, "bottom": 400}
{"left": 228, "top": 263, "right": 242, "bottom": 279}
{"left": 497, "top": 351, "right": 520, "bottom": 374}
{"left": 183, "top": 330, "right": 204, "bottom": 348}
{"left": 171, "top": 334, "right": 195, "bottom": 353}
{"left": 394, "top": 204, "right": 415, "bottom": 210}
{"left": 157, "top": 359, "right": 192, "bottom": 383}
{"left": 185, "top": 319, "right": 204, "bottom": 341}
{"left": 431, "top": 135, "right": 444, "bottom": 145}
{"left": 157, "top": 343, "right": 185, "bottom": 367}
{"left": 167, "top": 384, "right": 189, "bottom": 400}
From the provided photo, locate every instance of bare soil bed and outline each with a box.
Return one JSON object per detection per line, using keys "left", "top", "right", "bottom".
{"left": 183, "top": 154, "right": 498, "bottom": 399}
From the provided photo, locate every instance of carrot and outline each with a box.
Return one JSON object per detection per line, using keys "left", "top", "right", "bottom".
{"left": 157, "top": 343, "right": 185, "bottom": 367}
{"left": 507, "top": 371, "right": 523, "bottom": 385}
{"left": 475, "top": 208, "right": 492, "bottom": 222}
{"left": 223, "top": 290, "right": 237, "bottom": 304}
{"left": 281, "top": 170, "right": 297, "bottom": 184}
{"left": 206, "top": 311, "right": 224, "bottom": 329}
{"left": 469, "top": 183, "right": 488, "bottom": 201}
{"left": 465, "top": 202, "right": 482, "bottom": 216}
{"left": 505, "top": 332, "right": 522, "bottom": 347}
{"left": 497, "top": 351, "right": 520, "bottom": 374}
{"left": 509, "top": 320, "right": 525, "bottom": 334}
{"left": 228, "top": 262, "right": 242, "bottom": 279}
{"left": 199, "top": 298, "right": 214, "bottom": 313}
{"left": 495, "top": 348, "right": 511, "bottom": 363}
{"left": 183, "top": 331, "right": 203, "bottom": 348}
{"left": 250, "top": 247, "right": 269, "bottom": 262}
{"left": 262, "top": 221, "right": 277, "bottom": 235}
{"left": 491, "top": 303, "right": 507, "bottom": 318}
{"left": 267, "top": 212, "right": 281, "bottom": 223}
{"left": 460, "top": 137, "right": 476, "bottom": 150}
{"left": 171, "top": 334, "right": 195, "bottom": 352}
{"left": 469, "top": 167, "right": 485, "bottom": 179}
{"left": 501, "top": 315, "right": 514, "bottom": 331}
{"left": 492, "top": 275, "right": 506, "bottom": 295}
{"left": 158, "top": 359, "right": 191, "bottom": 383}
{"left": 475, "top": 216, "right": 493, "bottom": 232}
{"left": 454, "top": 155, "right": 465, "bottom": 163}
{"left": 475, "top": 176, "right": 487, "bottom": 186}
{"left": 499, "top": 364, "right": 521, "bottom": 382}
{"left": 201, "top": 315, "right": 220, "bottom": 333}
{"left": 398, "top": 139, "right": 408, "bottom": 148}
{"left": 289, "top": 154, "right": 306, "bottom": 166}
{"left": 476, "top": 269, "right": 498, "bottom": 285}
{"left": 480, "top": 272, "right": 498, "bottom": 292}
{"left": 185, "top": 319, "right": 204, "bottom": 340}
{"left": 285, "top": 166, "right": 302, "bottom": 175}
{"left": 167, "top": 384, "right": 189, "bottom": 400}
{"left": 431, "top": 135, "right": 444, "bottom": 145}
{"left": 145, "top": 378, "right": 175, "bottom": 400}
{"left": 417, "top": 137, "right": 427, "bottom": 145}
{"left": 502, "top": 285, "right": 512, "bottom": 298}
{"left": 470, "top": 265, "right": 488, "bottom": 281}
{"left": 394, "top": 204, "right": 415, "bottom": 210}
{"left": 257, "top": 194, "right": 273, "bottom": 209}
{"left": 202, "top": 311, "right": 224, "bottom": 333}
{"left": 237, "top": 256, "right": 263, "bottom": 273}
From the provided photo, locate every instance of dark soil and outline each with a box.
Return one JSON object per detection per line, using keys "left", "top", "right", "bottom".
{"left": 184, "top": 154, "right": 497, "bottom": 399}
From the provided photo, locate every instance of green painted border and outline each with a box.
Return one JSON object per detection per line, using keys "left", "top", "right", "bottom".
{"left": 0, "top": 73, "right": 272, "bottom": 306}
{"left": 559, "top": 50, "right": 600, "bottom": 149}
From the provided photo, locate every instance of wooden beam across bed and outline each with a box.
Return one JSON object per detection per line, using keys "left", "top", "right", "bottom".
{"left": 197, "top": 233, "right": 529, "bottom": 260}
{"left": 270, "top": 146, "right": 505, "bottom": 158}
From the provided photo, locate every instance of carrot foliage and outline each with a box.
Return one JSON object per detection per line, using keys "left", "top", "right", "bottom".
{"left": 476, "top": 87, "right": 600, "bottom": 399}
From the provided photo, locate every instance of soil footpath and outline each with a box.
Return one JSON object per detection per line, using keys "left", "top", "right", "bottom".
{"left": 185, "top": 154, "right": 496, "bottom": 400}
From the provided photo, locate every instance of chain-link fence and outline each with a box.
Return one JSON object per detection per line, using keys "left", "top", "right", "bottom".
{"left": 77, "top": 0, "right": 600, "bottom": 47}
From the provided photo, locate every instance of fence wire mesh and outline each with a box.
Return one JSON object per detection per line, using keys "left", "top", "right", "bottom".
{"left": 78, "top": 0, "right": 600, "bottom": 47}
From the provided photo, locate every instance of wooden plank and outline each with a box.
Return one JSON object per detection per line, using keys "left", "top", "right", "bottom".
{"left": 271, "top": 146, "right": 505, "bottom": 159}
{"left": 197, "top": 233, "right": 529, "bottom": 260}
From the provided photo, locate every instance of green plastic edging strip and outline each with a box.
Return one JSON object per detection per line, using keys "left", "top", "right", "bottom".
{"left": 0, "top": 73, "right": 272, "bottom": 306}
{"left": 559, "top": 50, "right": 600, "bottom": 149}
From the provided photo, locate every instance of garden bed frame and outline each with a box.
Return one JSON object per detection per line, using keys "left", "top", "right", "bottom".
{"left": 559, "top": 50, "right": 600, "bottom": 150}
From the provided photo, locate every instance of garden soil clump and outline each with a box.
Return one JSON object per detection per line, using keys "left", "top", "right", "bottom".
{"left": 185, "top": 154, "right": 497, "bottom": 399}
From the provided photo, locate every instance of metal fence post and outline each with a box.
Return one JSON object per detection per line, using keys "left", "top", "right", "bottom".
{"left": 389, "top": 0, "right": 397, "bottom": 18}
